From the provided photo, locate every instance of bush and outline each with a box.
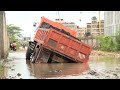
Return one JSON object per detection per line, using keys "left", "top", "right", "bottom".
{"left": 116, "top": 29, "right": 120, "bottom": 50}
{"left": 97, "top": 36, "right": 118, "bottom": 51}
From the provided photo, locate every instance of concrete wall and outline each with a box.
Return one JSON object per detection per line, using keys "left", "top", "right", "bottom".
{"left": 0, "top": 11, "right": 9, "bottom": 59}
{"left": 81, "top": 38, "right": 99, "bottom": 49}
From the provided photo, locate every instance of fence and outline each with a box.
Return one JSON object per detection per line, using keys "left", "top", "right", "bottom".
{"left": 80, "top": 37, "right": 100, "bottom": 49}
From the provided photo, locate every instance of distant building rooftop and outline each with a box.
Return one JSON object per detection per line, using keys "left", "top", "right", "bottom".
{"left": 87, "top": 23, "right": 91, "bottom": 24}
{"left": 55, "top": 19, "right": 64, "bottom": 21}
{"left": 92, "top": 16, "right": 97, "bottom": 20}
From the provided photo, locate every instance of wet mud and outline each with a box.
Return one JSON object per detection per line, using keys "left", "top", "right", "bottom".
{"left": 0, "top": 51, "right": 120, "bottom": 79}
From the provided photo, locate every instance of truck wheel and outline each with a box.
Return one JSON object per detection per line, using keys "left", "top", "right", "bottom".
{"left": 26, "top": 47, "right": 32, "bottom": 60}
{"left": 30, "top": 47, "right": 40, "bottom": 63}
{"left": 30, "top": 56, "right": 36, "bottom": 63}
{"left": 30, "top": 51, "right": 36, "bottom": 63}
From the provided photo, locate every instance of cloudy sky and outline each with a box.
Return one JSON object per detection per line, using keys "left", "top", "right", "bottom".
{"left": 5, "top": 11, "right": 104, "bottom": 37}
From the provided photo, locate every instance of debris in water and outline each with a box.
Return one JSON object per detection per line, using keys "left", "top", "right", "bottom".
{"left": 11, "top": 68, "right": 15, "bottom": 71}
{"left": 12, "top": 65, "right": 16, "bottom": 67}
{"left": 49, "top": 71, "right": 52, "bottom": 72}
{"left": 113, "top": 73, "right": 119, "bottom": 78}
{"left": 88, "top": 70, "right": 97, "bottom": 75}
{"left": 54, "top": 70, "right": 62, "bottom": 73}
{"left": 17, "top": 73, "right": 21, "bottom": 77}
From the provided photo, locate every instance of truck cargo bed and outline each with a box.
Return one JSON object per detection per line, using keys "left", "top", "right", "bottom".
{"left": 33, "top": 28, "right": 92, "bottom": 63}
{"left": 26, "top": 17, "right": 92, "bottom": 63}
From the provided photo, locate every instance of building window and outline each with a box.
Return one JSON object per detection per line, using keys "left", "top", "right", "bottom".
{"left": 92, "top": 25, "right": 97, "bottom": 28}
{"left": 87, "top": 25, "right": 91, "bottom": 28}
{"left": 92, "top": 21, "right": 97, "bottom": 24}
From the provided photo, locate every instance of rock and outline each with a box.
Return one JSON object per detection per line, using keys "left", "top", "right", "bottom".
{"left": 12, "top": 65, "right": 16, "bottom": 67}
{"left": 113, "top": 73, "right": 117, "bottom": 76}
{"left": 54, "top": 70, "right": 62, "bottom": 73}
{"left": 94, "top": 73, "right": 99, "bottom": 76}
{"left": 105, "top": 75, "right": 110, "bottom": 79}
{"left": 4, "top": 60, "right": 8, "bottom": 62}
{"left": 11, "top": 77, "right": 15, "bottom": 79}
{"left": 105, "top": 71, "right": 110, "bottom": 73}
{"left": 11, "top": 68, "right": 15, "bottom": 71}
{"left": 49, "top": 71, "right": 52, "bottom": 72}
{"left": 17, "top": 73, "right": 21, "bottom": 77}
{"left": 115, "top": 68, "right": 120, "bottom": 71}
{"left": 54, "top": 70, "right": 58, "bottom": 72}
{"left": 59, "top": 70, "right": 62, "bottom": 72}
{"left": 113, "top": 73, "right": 119, "bottom": 78}
{"left": 88, "top": 70, "right": 97, "bottom": 75}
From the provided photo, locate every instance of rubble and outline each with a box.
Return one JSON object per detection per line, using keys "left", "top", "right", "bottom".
{"left": 17, "top": 73, "right": 21, "bottom": 77}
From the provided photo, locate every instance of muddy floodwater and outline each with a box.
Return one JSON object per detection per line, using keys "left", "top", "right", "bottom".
{"left": 1, "top": 51, "right": 120, "bottom": 79}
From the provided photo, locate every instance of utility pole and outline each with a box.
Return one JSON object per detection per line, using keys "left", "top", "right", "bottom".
{"left": 58, "top": 11, "right": 60, "bottom": 20}
{"left": 79, "top": 12, "right": 82, "bottom": 22}
{"left": 57, "top": 11, "right": 61, "bottom": 23}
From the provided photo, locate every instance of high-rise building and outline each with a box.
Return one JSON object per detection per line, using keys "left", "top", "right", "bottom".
{"left": 55, "top": 18, "right": 77, "bottom": 31}
{"left": 104, "top": 11, "right": 120, "bottom": 36}
{"left": 86, "top": 16, "right": 104, "bottom": 37}
{"left": 55, "top": 18, "right": 87, "bottom": 37}
{"left": 77, "top": 27, "right": 86, "bottom": 37}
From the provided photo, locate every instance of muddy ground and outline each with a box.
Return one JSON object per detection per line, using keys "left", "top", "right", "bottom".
{"left": 0, "top": 50, "right": 120, "bottom": 79}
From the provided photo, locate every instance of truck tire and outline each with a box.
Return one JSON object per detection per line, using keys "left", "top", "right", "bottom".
{"left": 30, "top": 46, "right": 41, "bottom": 63}
{"left": 30, "top": 55, "right": 36, "bottom": 63}
{"left": 26, "top": 46, "right": 33, "bottom": 60}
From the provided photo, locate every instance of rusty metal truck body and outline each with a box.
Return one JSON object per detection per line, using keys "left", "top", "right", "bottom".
{"left": 26, "top": 17, "right": 92, "bottom": 63}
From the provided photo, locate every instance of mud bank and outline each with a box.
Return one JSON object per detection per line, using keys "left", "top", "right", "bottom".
{"left": 48, "top": 68, "right": 120, "bottom": 79}
{"left": 90, "top": 50, "right": 120, "bottom": 58}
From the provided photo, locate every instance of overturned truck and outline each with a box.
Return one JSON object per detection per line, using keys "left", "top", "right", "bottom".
{"left": 26, "top": 17, "right": 92, "bottom": 63}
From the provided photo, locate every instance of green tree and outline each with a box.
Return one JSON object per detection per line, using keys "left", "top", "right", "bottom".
{"left": 97, "top": 35, "right": 117, "bottom": 51}
{"left": 116, "top": 29, "right": 120, "bottom": 50}
{"left": 7, "top": 24, "right": 22, "bottom": 42}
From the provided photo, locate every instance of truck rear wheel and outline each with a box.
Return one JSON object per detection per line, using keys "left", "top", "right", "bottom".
{"left": 26, "top": 46, "right": 33, "bottom": 60}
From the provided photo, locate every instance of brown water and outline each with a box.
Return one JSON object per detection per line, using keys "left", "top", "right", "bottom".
{"left": 2, "top": 51, "right": 120, "bottom": 79}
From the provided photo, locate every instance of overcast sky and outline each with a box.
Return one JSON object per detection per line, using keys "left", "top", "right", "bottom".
{"left": 5, "top": 11, "right": 104, "bottom": 37}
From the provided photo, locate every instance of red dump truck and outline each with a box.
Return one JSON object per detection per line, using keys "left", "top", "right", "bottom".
{"left": 26, "top": 17, "right": 92, "bottom": 63}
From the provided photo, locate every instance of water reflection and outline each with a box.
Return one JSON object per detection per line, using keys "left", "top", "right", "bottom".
{"left": 26, "top": 60, "right": 90, "bottom": 78}
{"left": 89, "top": 56, "right": 120, "bottom": 72}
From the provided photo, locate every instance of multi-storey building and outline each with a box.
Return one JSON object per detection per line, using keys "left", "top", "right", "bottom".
{"left": 104, "top": 11, "right": 120, "bottom": 36}
{"left": 86, "top": 16, "right": 104, "bottom": 37}
{"left": 77, "top": 27, "right": 86, "bottom": 38}
{"left": 55, "top": 19, "right": 77, "bottom": 31}
{"left": 55, "top": 18, "right": 85, "bottom": 37}
{"left": 55, "top": 17, "right": 104, "bottom": 38}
